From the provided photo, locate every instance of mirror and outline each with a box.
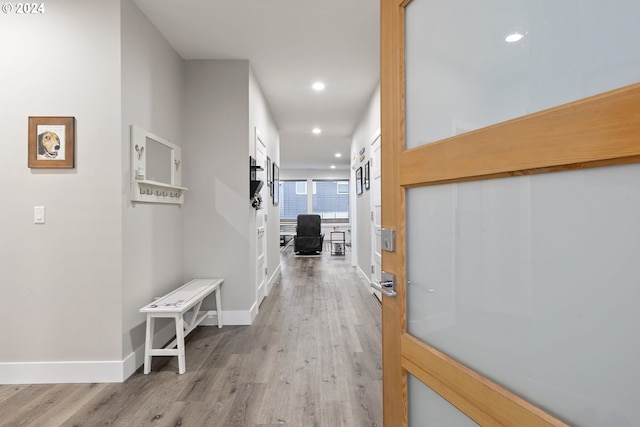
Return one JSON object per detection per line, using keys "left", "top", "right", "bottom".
{"left": 146, "top": 136, "right": 172, "bottom": 184}
{"left": 130, "top": 125, "right": 186, "bottom": 204}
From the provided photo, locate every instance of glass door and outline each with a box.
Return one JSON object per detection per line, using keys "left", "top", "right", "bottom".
{"left": 380, "top": 0, "right": 640, "bottom": 425}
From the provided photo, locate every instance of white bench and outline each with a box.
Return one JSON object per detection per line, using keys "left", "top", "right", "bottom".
{"left": 139, "top": 278, "right": 223, "bottom": 374}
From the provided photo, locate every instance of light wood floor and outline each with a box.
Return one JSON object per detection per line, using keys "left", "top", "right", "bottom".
{"left": 0, "top": 250, "right": 382, "bottom": 427}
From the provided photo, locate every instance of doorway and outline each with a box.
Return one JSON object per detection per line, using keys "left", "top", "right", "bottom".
{"left": 255, "top": 131, "right": 268, "bottom": 306}
{"left": 369, "top": 131, "right": 382, "bottom": 303}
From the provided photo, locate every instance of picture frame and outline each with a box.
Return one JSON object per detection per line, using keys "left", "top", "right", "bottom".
{"left": 28, "top": 116, "right": 75, "bottom": 168}
{"left": 267, "top": 156, "right": 272, "bottom": 196}
{"left": 364, "top": 161, "right": 370, "bottom": 190}
{"left": 356, "top": 166, "right": 363, "bottom": 195}
{"left": 273, "top": 162, "right": 279, "bottom": 205}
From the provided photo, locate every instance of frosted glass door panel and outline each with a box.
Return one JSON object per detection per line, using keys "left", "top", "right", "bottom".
{"left": 405, "top": 0, "right": 640, "bottom": 148}
{"left": 409, "top": 374, "right": 479, "bottom": 427}
{"left": 406, "top": 163, "right": 640, "bottom": 426}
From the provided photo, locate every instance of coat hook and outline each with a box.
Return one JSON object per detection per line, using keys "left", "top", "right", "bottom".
{"left": 135, "top": 145, "right": 144, "bottom": 160}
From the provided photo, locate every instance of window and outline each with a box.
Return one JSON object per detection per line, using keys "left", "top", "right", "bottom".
{"left": 280, "top": 179, "right": 349, "bottom": 223}
{"left": 312, "top": 180, "right": 349, "bottom": 223}
{"left": 280, "top": 181, "right": 307, "bottom": 220}
{"left": 295, "top": 181, "right": 307, "bottom": 195}
{"left": 294, "top": 181, "right": 317, "bottom": 195}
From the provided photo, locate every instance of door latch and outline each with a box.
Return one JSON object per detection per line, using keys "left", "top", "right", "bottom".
{"left": 371, "top": 271, "right": 397, "bottom": 297}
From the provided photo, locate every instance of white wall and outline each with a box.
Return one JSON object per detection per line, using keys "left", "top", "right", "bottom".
{"left": 120, "top": 0, "right": 185, "bottom": 370}
{"left": 184, "top": 61, "right": 280, "bottom": 324}
{"left": 350, "top": 85, "right": 381, "bottom": 276}
{"left": 0, "top": 0, "right": 123, "bottom": 382}
{"left": 183, "top": 60, "right": 255, "bottom": 323}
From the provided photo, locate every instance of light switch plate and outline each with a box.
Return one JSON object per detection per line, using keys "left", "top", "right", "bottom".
{"left": 34, "top": 206, "right": 45, "bottom": 224}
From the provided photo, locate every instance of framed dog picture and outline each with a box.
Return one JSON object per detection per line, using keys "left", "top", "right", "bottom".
{"left": 28, "top": 116, "right": 75, "bottom": 168}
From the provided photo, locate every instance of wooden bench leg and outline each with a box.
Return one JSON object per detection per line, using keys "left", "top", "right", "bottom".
{"left": 215, "top": 287, "right": 223, "bottom": 328}
{"left": 143, "top": 314, "right": 154, "bottom": 374}
{"left": 175, "top": 314, "right": 186, "bottom": 374}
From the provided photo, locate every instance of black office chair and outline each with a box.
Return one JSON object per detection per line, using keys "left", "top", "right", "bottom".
{"left": 294, "top": 214, "right": 324, "bottom": 254}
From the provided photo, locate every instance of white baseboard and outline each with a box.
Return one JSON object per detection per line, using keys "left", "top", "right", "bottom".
{"left": 249, "top": 301, "right": 258, "bottom": 323}
{"left": 199, "top": 308, "right": 255, "bottom": 326}
{"left": 0, "top": 360, "right": 126, "bottom": 384}
{"left": 266, "top": 263, "right": 281, "bottom": 295}
{"left": 1, "top": 313, "right": 260, "bottom": 385}
{"left": 2, "top": 307, "right": 261, "bottom": 385}
{"left": 356, "top": 265, "right": 368, "bottom": 281}
{"left": 355, "top": 265, "right": 373, "bottom": 294}
{"left": 122, "top": 346, "right": 144, "bottom": 381}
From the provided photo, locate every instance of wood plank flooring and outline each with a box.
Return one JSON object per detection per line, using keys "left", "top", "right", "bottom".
{"left": 0, "top": 250, "right": 382, "bottom": 427}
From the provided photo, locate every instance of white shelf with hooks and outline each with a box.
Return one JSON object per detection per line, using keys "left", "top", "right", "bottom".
{"left": 132, "top": 180, "right": 188, "bottom": 204}
{"left": 130, "top": 125, "right": 187, "bottom": 205}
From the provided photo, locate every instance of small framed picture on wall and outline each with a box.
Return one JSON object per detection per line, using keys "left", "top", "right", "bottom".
{"left": 28, "top": 116, "right": 76, "bottom": 169}
{"left": 273, "top": 162, "right": 279, "bottom": 205}
{"left": 267, "top": 156, "right": 272, "bottom": 196}
{"left": 356, "top": 166, "right": 363, "bottom": 195}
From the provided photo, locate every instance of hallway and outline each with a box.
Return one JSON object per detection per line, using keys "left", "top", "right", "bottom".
{"left": 0, "top": 251, "right": 382, "bottom": 427}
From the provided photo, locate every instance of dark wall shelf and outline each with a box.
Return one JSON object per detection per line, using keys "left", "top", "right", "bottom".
{"left": 250, "top": 156, "right": 264, "bottom": 198}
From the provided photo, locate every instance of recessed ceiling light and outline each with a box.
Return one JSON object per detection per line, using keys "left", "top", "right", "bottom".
{"left": 312, "top": 128, "right": 322, "bottom": 135}
{"left": 330, "top": 165, "right": 336, "bottom": 169}
{"left": 312, "top": 81, "right": 325, "bottom": 91}
{"left": 335, "top": 153, "right": 342, "bottom": 158}
{"left": 505, "top": 33, "right": 524, "bottom": 43}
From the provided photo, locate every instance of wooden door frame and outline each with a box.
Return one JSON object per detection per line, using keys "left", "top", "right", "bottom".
{"left": 380, "top": 0, "right": 640, "bottom": 425}
{"left": 380, "top": 0, "right": 406, "bottom": 425}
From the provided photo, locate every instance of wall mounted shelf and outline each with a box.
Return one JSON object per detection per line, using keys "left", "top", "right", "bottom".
{"left": 249, "top": 156, "right": 264, "bottom": 198}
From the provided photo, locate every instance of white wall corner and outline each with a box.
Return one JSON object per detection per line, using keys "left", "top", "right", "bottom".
{"left": 122, "top": 345, "right": 146, "bottom": 382}
{"left": 249, "top": 301, "right": 259, "bottom": 324}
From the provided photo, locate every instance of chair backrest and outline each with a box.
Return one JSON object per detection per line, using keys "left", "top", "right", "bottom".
{"left": 296, "top": 214, "right": 321, "bottom": 236}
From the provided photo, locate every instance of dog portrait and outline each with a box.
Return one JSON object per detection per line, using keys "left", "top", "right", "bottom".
{"left": 37, "top": 131, "right": 62, "bottom": 160}
{"left": 28, "top": 116, "right": 75, "bottom": 168}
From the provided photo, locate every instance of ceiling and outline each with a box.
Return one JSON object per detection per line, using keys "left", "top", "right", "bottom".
{"left": 132, "top": 0, "right": 380, "bottom": 171}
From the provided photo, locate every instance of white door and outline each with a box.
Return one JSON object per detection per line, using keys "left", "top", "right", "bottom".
{"left": 256, "top": 133, "right": 267, "bottom": 306}
{"left": 370, "top": 132, "right": 382, "bottom": 302}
